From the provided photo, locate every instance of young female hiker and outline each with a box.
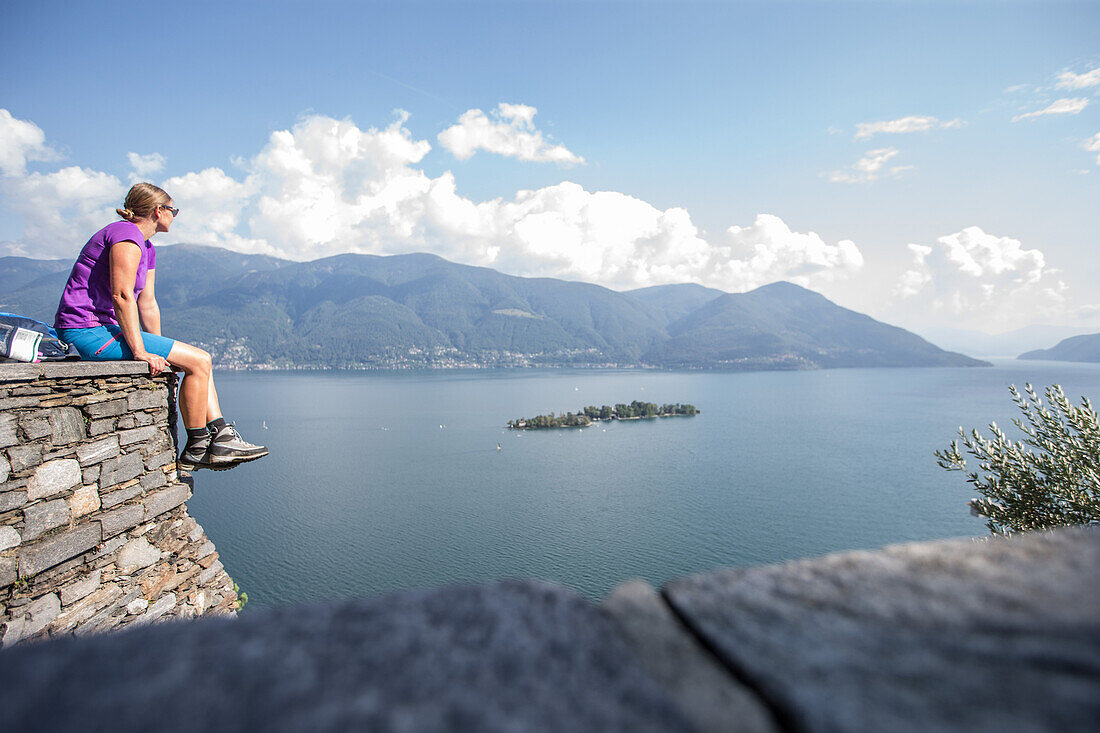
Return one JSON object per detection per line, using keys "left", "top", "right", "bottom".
{"left": 54, "top": 182, "right": 267, "bottom": 471}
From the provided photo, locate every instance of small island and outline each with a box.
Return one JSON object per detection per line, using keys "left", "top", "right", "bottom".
{"left": 508, "top": 400, "right": 699, "bottom": 429}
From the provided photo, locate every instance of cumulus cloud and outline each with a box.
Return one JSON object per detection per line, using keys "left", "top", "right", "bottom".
{"left": 1012, "top": 97, "right": 1089, "bottom": 122}
{"left": 438, "top": 103, "right": 584, "bottom": 166}
{"left": 828, "top": 147, "right": 911, "bottom": 183}
{"left": 0, "top": 111, "right": 863, "bottom": 292}
{"left": 127, "top": 152, "right": 166, "bottom": 182}
{"left": 1056, "top": 67, "right": 1100, "bottom": 90}
{"left": 1084, "top": 132, "right": 1100, "bottom": 165}
{"left": 892, "top": 226, "right": 1067, "bottom": 331}
{"left": 0, "top": 109, "right": 60, "bottom": 177}
{"left": 0, "top": 166, "right": 124, "bottom": 257}
{"left": 853, "top": 115, "right": 963, "bottom": 140}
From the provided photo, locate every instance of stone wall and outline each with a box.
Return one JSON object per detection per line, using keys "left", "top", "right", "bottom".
{"left": 0, "top": 361, "right": 237, "bottom": 646}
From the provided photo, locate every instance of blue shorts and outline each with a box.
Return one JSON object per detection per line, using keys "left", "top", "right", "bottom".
{"left": 57, "top": 325, "right": 176, "bottom": 362}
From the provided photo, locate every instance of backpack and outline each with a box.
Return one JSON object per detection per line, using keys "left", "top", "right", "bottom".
{"left": 0, "top": 312, "right": 78, "bottom": 362}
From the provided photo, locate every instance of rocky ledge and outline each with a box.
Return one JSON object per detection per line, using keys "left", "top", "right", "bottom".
{"left": 1, "top": 525, "right": 1096, "bottom": 732}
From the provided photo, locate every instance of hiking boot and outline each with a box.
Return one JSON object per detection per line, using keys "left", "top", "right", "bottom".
{"left": 206, "top": 424, "right": 269, "bottom": 467}
{"left": 178, "top": 435, "right": 213, "bottom": 472}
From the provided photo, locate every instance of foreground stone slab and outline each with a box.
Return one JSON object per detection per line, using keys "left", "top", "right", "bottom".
{"left": 0, "top": 580, "right": 692, "bottom": 732}
{"left": 602, "top": 580, "right": 778, "bottom": 733}
{"left": 665, "top": 527, "right": 1100, "bottom": 733}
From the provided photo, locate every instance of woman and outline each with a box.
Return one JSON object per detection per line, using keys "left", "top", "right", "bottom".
{"left": 54, "top": 182, "right": 267, "bottom": 472}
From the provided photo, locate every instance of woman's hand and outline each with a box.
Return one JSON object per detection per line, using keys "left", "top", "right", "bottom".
{"left": 135, "top": 351, "right": 169, "bottom": 376}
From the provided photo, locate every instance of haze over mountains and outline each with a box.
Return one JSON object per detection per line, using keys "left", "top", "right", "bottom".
{"left": 2, "top": 245, "right": 987, "bottom": 370}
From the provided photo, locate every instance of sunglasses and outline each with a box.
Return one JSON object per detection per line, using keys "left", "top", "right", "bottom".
{"left": 159, "top": 204, "right": 180, "bottom": 217}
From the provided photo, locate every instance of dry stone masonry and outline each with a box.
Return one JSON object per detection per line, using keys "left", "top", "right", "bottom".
{"left": 0, "top": 361, "right": 238, "bottom": 646}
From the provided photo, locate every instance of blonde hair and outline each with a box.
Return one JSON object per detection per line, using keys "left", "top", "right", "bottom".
{"left": 116, "top": 182, "right": 171, "bottom": 222}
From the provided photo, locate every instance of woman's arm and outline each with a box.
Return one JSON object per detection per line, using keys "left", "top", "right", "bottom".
{"left": 137, "top": 268, "right": 162, "bottom": 336}
{"left": 110, "top": 242, "right": 168, "bottom": 375}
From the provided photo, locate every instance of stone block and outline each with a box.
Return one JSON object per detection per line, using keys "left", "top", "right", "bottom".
{"left": 197, "top": 559, "right": 223, "bottom": 586}
{"left": 0, "top": 525, "right": 20, "bottom": 552}
{"left": 1, "top": 616, "right": 26, "bottom": 647}
{"left": 49, "top": 407, "right": 86, "bottom": 445}
{"left": 61, "top": 569, "right": 102, "bottom": 606}
{"left": 98, "top": 452, "right": 143, "bottom": 489}
{"left": 134, "top": 411, "right": 154, "bottom": 427}
{"left": 0, "top": 413, "right": 19, "bottom": 448}
{"left": 602, "top": 580, "right": 779, "bottom": 733}
{"left": 99, "top": 505, "right": 145, "bottom": 538}
{"left": 96, "top": 535, "right": 127, "bottom": 560}
{"left": 8, "top": 444, "right": 43, "bottom": 473}
{"left": 22, "top": 498, "right": 70, "bottom": 542}
{"left": 145, "top": 449, "right": 175, "bottom": 471}
{"left": 84, "top": 398, "right": 126, "bottom": 419}
{"left": 55, "top": 583, "right": 123, "bottom": 632}
{"left": 195, "top": 541, "right": 216, "bottom": 560}
{"left": 70, "top": 485, "right": 101, "bottom": 518}
{"left": 82, "top": 465, "right": 100, "bottom": 485}
{"left": 117, "top": 537, "right": 161, "bottom": 572}
{"left": 130, "top": 592, "right": 176, "bottom": 626}
{"left": 0, "top": 489, "right": 26, "bottom": 512}
{"left": 127, "top": 389, "right": 166, "bottom": 411}
{"left": 116, "top": 416, "right": 136, "bottom": 429}
{"left": 26, "top": 458, "right": 81, "bottom": 500}
{"left": 0, "top": 395, "right": 38, "bottom": 410}
{"left": 187, "top": 524, "right": 204, "bottom": 543}
{"left": 87, "top": 418, "right": 116, "bottom": 437}
{"left": 23, "top": 593, "right": 61, "bottom": 637}
{"left": 143, "top": 483, "right": 190, "bottom": 522}
{"left": 76, "top": 435, "right": 119, "bottom": 466}
{"left": 0, "top": 453, "right": 8, "bottom": 482}
{"left": 140, "top": 469, "right": 166, "bottom": 492}
{"left": 99, "top": 480, "right": 143, "bottom": 510}
{"left": 140, "top": 565, "right": 178, "bottom": 598}
{"left": 665, "top": 527, "right": 1100, "bottom": 733}
{"left": 119, "top": 426, "right": 159, "bottom": 447}
{"left": 0, "top": 580, "right": 694, "bottom": 731}
{"left": 0, "top": 557, "right": 16, "bottom": 586}
{"left": 20, "top": 415, "right": 51, "bottom": 441}
{"left": 19, "top": 523, "right": 102, "bottom": 577}
{"left": 126, "top": 598, "right": 149, "bottom": 615}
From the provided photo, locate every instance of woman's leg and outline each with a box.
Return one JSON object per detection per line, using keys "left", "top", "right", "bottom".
{"left": 166, "top": 341, "right": 216, "bottom": 429}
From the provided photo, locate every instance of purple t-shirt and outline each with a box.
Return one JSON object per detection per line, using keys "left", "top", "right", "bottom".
{"left": 54, "top": 221, "right": 157, "bottom": 328}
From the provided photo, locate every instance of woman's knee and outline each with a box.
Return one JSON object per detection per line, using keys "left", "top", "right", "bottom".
{"left": 168, "top": 342, "right": 212, "bottom": 375}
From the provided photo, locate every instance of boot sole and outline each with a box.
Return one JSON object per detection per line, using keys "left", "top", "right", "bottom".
{"left": 179, "top": 450, "right": 269, "bottom": 472}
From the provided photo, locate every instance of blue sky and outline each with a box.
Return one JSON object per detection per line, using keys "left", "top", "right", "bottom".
{"left": 2, "top": 1, "right": 1098, "bottom": 334}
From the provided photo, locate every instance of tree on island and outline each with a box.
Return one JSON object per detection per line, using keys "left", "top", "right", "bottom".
{"left": 935, "top": 384, "right": 1099, "bottom": 535}
{"left": 509, "top": 401, "right": 698, "bottom": 429}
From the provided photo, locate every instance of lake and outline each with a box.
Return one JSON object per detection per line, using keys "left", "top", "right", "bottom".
{"left": 185, "top": 360, "right": 1100, "bottom": 607}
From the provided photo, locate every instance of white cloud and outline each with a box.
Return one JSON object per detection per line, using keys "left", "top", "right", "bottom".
{"left": 854, "top": 115, "right": 963, "bottom": 140}
{"left": 0, "top": 166, "right": 124, "bottom": 257}
{"left": 891, "top": 226, "right": 1067, "bottom": 331}
{"left": 1012, "top": 97, "right": 1089, "bottom": 122}
{"left": 1, "top": 111, "right": 863, "bottom": 292}
{"left": 1056, "top": 67, "right": 1100, "bottom": 90}
{"left": 1084, "top": 132, "right": 1100, "bottom": 165}
{"left": 161, "top": 167, "right": 264, "bottom": 252}
{"left": 127, "top": 152, "right": 166, "bottom": 182}
{"left": 828, "top": 147, "right": 910, "bottom": 183}
{"left": 0, "top": 109, "right": 60, "bottom": 177}
{"left": 438, "top": 103, "right": 584, "bottom": 166}
{"left": 718, "top": 215, "right": 863, "bottom": 289}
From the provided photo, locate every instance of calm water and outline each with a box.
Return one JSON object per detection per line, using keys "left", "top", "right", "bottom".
{"left": 185, "top": 360, "right": 1100, "bottom": 607}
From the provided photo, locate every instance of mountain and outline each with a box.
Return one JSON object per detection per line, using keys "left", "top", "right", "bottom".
{"left": 1018, "top": 333, "right": 1100, "bottom": 363}
{"left": 641, "top": 281, "right": 986, "bottom": 369}
{"left": 1, "top": 245, "right": 985, "bottom": 370}
{"left": 917, "top": 324, "right": 1098, "bottom": 358}
{"left": 625, "top": 283, "right": 726, "bottom": 323}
